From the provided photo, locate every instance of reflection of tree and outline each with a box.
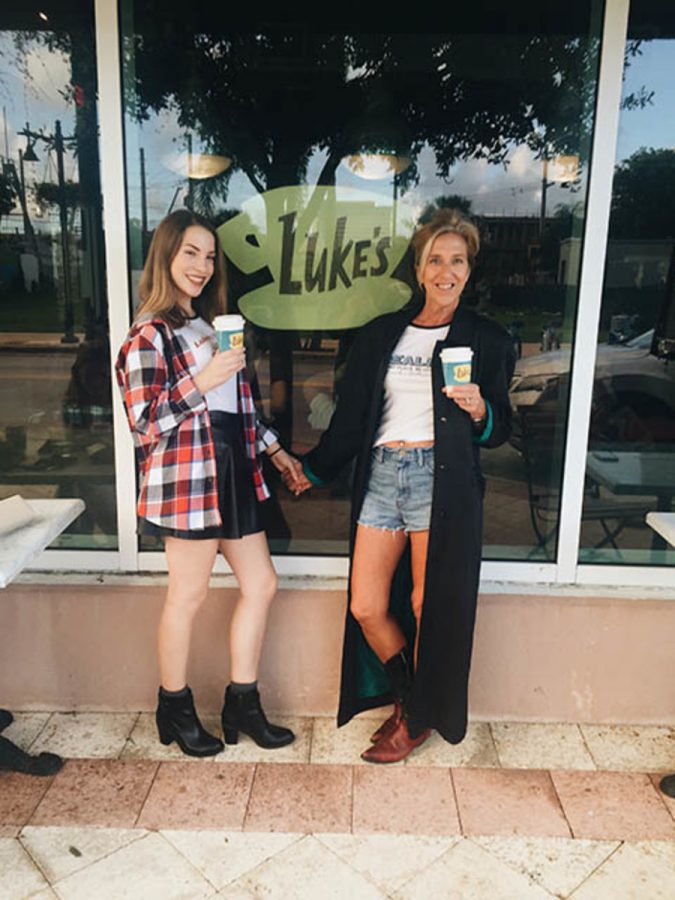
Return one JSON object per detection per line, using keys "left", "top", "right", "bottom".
{"left": 419, "top": 196, "right": 473, "bottom": 222}
{"left": 126, "top": 22, "right": 610, "bottom": 202}
{"left": 124, "top": 14, "right": 617, "bottom": 441}
{"left": 0, "top": 173, "right": 16, "bottom": 219}
{"left": 608, "top": 149, "right": 675, "bottom": 367}
{"left": 34, "top": 181, "right": 80, "bottom": 219}
{"left": 609, "top": 149, "right": 675, "bottom": 239}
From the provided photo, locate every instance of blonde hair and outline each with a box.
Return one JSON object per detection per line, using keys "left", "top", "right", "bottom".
{"left": 412, "top": 208, "right": 480, "bottom": 287}
{"left": 136, "top": 210, "right": 227, "bottom": 328}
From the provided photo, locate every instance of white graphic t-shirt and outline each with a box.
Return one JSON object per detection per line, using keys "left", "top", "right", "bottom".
{"left": 374, "top": 323, "right": 450, "bottom": 446}
{"left": 177, "top": 317, "right": 237, "bottom": 413}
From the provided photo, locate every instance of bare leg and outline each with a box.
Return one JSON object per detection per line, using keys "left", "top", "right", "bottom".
{"left": 350, "top": 524, "right": 409, "bottom": 662}
{"left": 219, "top": 531, "right": 278, "bottom": 683}
{"left": 219, "top": 532, "right": 293, "bottom": 749}
{"left": 158, "top": 537, "right": 219, "bottom": 690}
{"left": 409, "top": 530, "right": 430, "bottom": 667}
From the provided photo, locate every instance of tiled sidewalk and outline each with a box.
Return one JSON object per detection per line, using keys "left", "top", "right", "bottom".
{"left": 1, "top": 714, "right": 675, "bottom": 898}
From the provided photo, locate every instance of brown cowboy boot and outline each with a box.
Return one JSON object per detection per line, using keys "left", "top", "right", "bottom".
{"left": 369, "top": 700, "right": 402, "bottom": 743}
{"left": 363, "top": 647, "right": 431, "bottom": 762}
{"left": 361, "top": 716, "right": 431, "bottom": 764}
{"left": 369, "top": 647, "right": 411, "bottom": 743}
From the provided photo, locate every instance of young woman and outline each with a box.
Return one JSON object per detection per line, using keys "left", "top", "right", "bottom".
{"left": 116, "top": 210, "right": 302, "bottom": 756}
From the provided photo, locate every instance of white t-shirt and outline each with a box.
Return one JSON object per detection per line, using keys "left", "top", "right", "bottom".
{"left": 177, "top": 317, "right": 237, "bottom": 413}
{"left": 374, "top": 323, "right": 450, "bottom": 446}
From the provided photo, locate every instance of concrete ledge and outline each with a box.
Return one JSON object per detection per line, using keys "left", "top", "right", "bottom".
{"left": 1, "top": 583, "right": 673, "bottom": 723}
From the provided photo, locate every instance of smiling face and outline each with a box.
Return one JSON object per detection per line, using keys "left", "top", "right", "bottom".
{"left": 169, "top": 225, "right": 216, "bottom": 312}
{"left": 417, "top": 231, "right": 471, "bottom": 321}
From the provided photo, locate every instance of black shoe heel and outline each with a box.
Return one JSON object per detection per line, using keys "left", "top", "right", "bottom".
{"left": 223, "top": 727, "right": 238, "bottom": 745}
{"left": 157, "top": 724, "right": 173, "bottom": 746}
{"left": 156, "top": 686, "right": 224, "bottom": 758}
{"left": 221, "top": 686, "right": 295, "bottom": 750}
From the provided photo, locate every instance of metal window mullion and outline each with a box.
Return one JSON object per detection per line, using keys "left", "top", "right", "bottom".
{"left": 577, "top": 564, "right": 675, "bottom": 589}
{"left": 28, "top": 550, "right": 121, "bottom": 570}
{"left": 555, "top": 0, "right": 630, "bottom": 584}
{"left": 94, "top": 0, "right": 138, "bottom": 571}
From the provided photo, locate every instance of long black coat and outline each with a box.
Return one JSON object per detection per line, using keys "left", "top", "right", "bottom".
{"left": 305, "top": 297, "right": 516, "bottom": 744}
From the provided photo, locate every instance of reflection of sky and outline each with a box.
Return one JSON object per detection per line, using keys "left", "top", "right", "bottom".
{"left": 616, "top": 40, "right": 675, "bottom": 160}
{"left": 0, "top": 35, "right": 76, "bottom": 167}
{"left": 124, "top": 113, "right": 589, "bottom": 225}
{"left": 0, "top": 32, "right": 78, "bottom": 228}
{"left": 126, "top": 125, "right": 590, "bottom": 227}
{"left": 1, "top": 32, "right": 673, "bottom": 228}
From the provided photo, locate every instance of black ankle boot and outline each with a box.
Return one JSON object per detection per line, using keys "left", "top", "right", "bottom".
{"left": 156, "top": 686, "right": 224, "bottom": 757}
{"left": 221, "top": 686, "right": 294, "bottom": 749}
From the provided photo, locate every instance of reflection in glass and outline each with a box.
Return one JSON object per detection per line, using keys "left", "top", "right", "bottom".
{"left": 0, "top": 4, "right": 117, "bottom": 549}
{"left": 579, "top": 11, "right": 675, "bottom": 566}
{"left": 121, "top": 6, "right": 604, "bottom": 558}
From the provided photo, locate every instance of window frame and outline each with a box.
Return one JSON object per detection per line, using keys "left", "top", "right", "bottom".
{"left": 32, "top": 0, "right": 666, "bottom": 587}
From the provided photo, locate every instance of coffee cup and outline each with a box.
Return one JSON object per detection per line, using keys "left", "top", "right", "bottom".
{"left": 213, "top": 314, "right": 245, "bottom": 351}
{"left": 440, "top": 347, "right": 473, "bottom": 386}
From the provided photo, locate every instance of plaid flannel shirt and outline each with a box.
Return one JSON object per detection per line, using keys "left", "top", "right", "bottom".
{"left": 115, "top": 317, "right": 275, "bottom": 531}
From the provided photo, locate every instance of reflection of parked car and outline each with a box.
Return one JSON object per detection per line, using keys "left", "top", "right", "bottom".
{"left": 509, "top": 330, "right": 675, "bottom": 446}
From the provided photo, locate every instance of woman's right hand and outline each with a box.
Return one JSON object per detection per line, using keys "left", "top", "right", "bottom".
{"left": 193, "top": 347, "right": 246, "bottom": 394}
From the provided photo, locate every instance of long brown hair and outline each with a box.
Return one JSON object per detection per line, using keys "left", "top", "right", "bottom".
{"left": 136, "top": 210, "right": 227, "bottom": 328}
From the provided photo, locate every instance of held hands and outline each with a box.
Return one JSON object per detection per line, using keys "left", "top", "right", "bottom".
{"left": 287, "top": 468, "right": 313, "bottom": 496}
{"left": 443, "top": 383, "right": 487, "bottom": 422}
{"left": 194, "top": 347, "right": 246, "bottom": 394}
{"left": 267, "top": 445, "right": 312, "bottom": 496}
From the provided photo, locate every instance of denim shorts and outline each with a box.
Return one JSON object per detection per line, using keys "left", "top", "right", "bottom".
{"left": 358, "top": 445, "right": 434, "bottom": 533}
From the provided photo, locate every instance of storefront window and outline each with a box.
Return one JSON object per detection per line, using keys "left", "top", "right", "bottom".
{"left": 579, "top": 4, "right": 675, "bottom": 566}
{"left": 121, "top": 4, "right": 603, "bottom": 558}
{"left": 0, "top": 3, "right": 116, "bottom": 549}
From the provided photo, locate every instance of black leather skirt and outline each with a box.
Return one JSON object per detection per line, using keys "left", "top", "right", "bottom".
{"left": 139, "top": 411, "right": 263, "bottom": 541}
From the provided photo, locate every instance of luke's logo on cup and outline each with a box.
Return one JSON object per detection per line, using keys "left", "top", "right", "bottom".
{"left": 441, "top": 347, "right": 473, "bottom": 386}
{"left": 453, "top": 363, "right": 471, "bottom": 383}
{"left": 214, "top": 314, "right": 245, "bottom": 351}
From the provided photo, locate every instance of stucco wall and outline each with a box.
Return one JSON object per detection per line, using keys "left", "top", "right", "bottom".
{"left": 1, "top": 582, "right": 673, "bottom": 723}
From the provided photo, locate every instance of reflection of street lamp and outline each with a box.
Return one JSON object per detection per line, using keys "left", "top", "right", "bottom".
{"left": 342, "top": 84, "right": 413, "bottom": 235}
{"left": 539, "top": 154, "right": 579, "bottom": 236}
{"left": 343, "top": 153, "right": 411, "bottom": 180}
{"left": 19, "top": 120, "right": 78, "bottom": 343}
{"left": 162, "top": 136, "right": 232, "bottom": 213}
{"left": 170, "top": 152, "right": 232, "bottom": 179}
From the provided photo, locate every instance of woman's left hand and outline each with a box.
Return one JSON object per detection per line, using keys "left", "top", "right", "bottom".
{"left": 443, "top": 383, "right": 487, "bottom": 422}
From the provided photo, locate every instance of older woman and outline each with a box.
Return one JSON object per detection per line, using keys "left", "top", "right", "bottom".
{"left": 294, "top": 208, "right": 516, "bottom": 763}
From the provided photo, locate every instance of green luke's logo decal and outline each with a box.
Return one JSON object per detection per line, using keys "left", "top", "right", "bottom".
{"left": 217, "top": 186, "right": 414, "bottom": 330}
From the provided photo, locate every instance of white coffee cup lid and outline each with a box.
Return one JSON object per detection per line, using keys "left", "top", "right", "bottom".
{"left": 213, "top": 314, "right": 245, "bottom": 330}
{"left": 440, "top": 346, "right": 473, "bottom": 361}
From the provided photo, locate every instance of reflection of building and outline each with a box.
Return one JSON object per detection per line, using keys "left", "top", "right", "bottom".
{"left": 480, "top": 214, "right": 554, "bottom": 285}
{"left": 559, "top": 238, "right": 674, "bottom": 287}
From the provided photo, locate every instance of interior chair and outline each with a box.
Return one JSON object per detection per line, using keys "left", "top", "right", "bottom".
{"left": 515, "top": 407, "right": 651, "bottom": 551}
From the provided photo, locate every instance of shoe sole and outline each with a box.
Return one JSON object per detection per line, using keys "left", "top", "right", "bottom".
{"left": 157, "top": 731, "right": 224, "bottom": 757}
